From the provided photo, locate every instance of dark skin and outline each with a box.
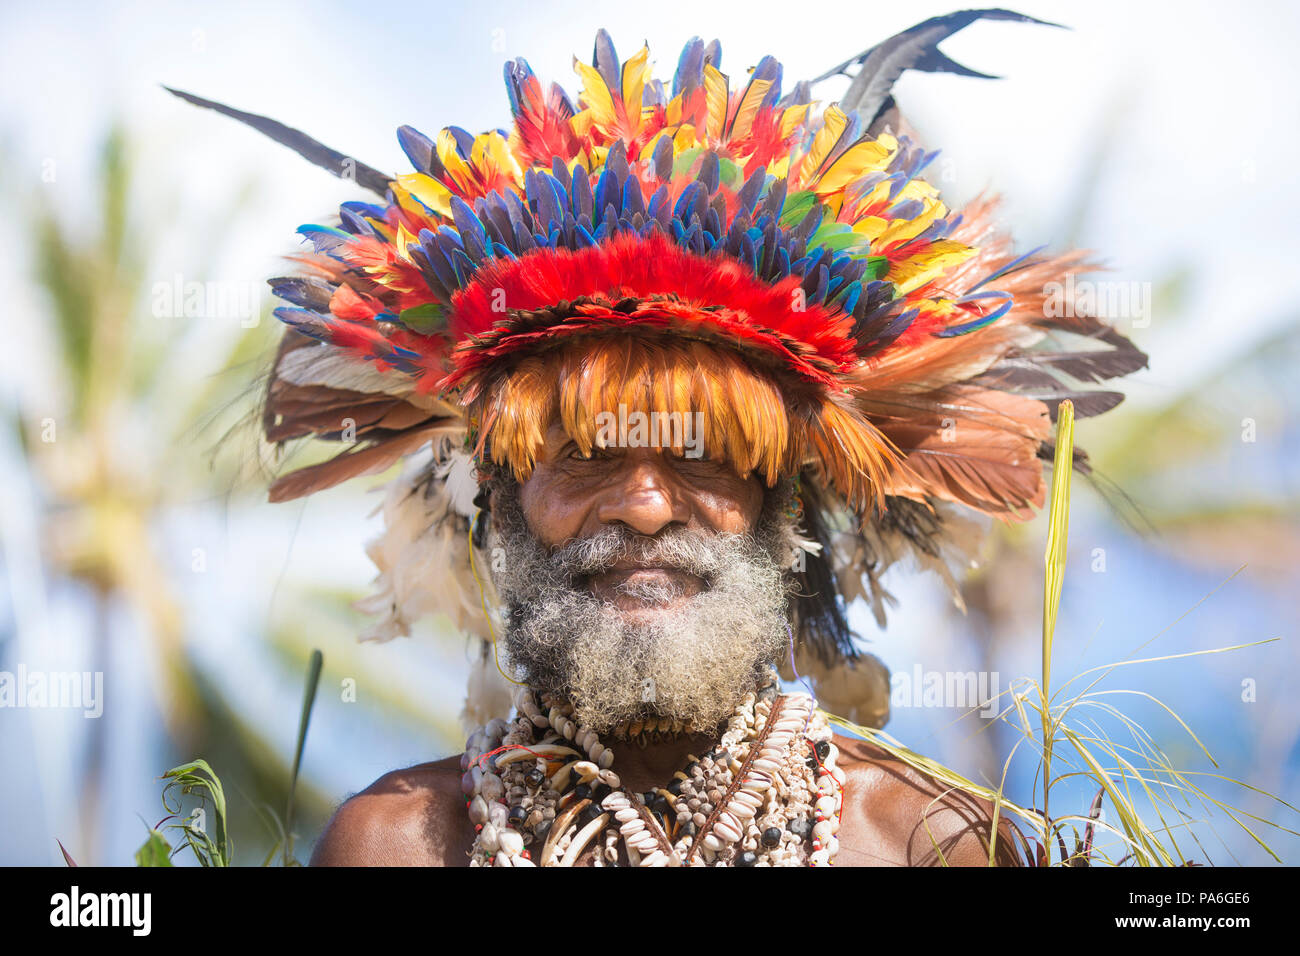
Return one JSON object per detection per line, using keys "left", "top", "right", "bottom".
{"left": 312, "top": 420, "right": 1024, "bottom": 866}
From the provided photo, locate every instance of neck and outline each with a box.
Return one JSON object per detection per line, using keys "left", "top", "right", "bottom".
{"left": 599, "top": 728, "right": 721, "bottom": 794}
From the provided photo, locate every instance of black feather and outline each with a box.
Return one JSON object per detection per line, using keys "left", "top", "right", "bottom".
{"left": 1002, "top": 342, "right": 1150, "bottom": 384}
{"left": 164, "top": 86, "right": 392, "bottom": 197}
{"left": 811, "top": 9, "right": 1064, "bottom": 128}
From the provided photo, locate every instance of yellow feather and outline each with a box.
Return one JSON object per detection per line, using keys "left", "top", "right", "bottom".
{"left": 890, "top": 240, "right": 978, "bottom": 295}
{"left": 852, "top": 215, "right": 890, "bottom": 241}
{"left": 702, "top": 63, "right": 729, "bottom": 141}
{"left": 620, "top": 45, "right": 651, "bottom": 135}
{"left": 573, "top": 57, "right": 618, "bottom": 127}
{"left": 780, "top": 104, "right": 812, "bottom": 139}
{"left": 394, "top": 173, "right": 453, "bottom": 219}
{"left": 665, "top": 92, "right": 685, "bottom": 128}
{"left": 801, "top": 105, "right": 848, "bottom": 180}
{"left": 436, "top": 128, "right": 474, "bottom": 191}
{"left": 876, "top": 197, "right": 948, "bottom": 246}
{"left": 729, "top": 77, "right": 773, "bottom": 141}
{"left": 672, "top": 125, "right": 698, "bottom": 151}
{"left": 393, "top": 223, "right": 417, "bottom": 264}
{"left": 570, "top": 110, "right": 596, "bottom": 140}
{"left": 813, "top": 139, "right": 893, "bottom": 195}
{"left": 471, "top": 131, "right": 524, "bottom": 187}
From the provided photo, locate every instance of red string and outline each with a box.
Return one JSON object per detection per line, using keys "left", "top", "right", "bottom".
{"left": 473, "top": 743, "right": 564, "bottom": 772}
{"left": 806, "top": 735, "right": 844, "bottom": 798}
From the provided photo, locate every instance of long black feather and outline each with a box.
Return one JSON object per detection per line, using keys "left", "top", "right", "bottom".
{"left": 1000, "top": 346, "right": 1150, "bottom": 384}
{"left": 163, "top": 86, "right": 392, "bottom": 197}
{"left": 812, "top": 9, "right": 1064, "bottom": 127}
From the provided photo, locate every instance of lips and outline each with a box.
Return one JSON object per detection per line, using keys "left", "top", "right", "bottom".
{"left": 581, "top": 563, "right": 708, "bottom": 603}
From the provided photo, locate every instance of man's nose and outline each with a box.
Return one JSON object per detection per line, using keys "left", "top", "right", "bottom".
{"left": 595, "top": 453, "right": 690, "bottom": 536}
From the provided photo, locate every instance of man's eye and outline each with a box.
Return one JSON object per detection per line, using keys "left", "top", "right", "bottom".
{"left": 567, "top": 446, "right": 605, "bottom": 461}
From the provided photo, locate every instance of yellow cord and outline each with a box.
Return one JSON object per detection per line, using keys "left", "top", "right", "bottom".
{"left": 468, "top": 517, "right": 525, "bottom": 686}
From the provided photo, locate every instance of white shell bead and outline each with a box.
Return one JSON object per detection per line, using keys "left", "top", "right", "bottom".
{"left": 480, "top": 773, "right": 504, "bottom": 801}
{"left": 468, "top": 795, "right": 489, "bottom": 824}
{"left": 498, "top": 830, "right": 524, "bottom": 855}
{"left": 597, "top": 769, "right": 621, "bottom": 788}
{"left": 713, "top": 820, "right": 742, "bottom": 843}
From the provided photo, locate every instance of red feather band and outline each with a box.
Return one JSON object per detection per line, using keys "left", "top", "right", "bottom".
{"left": 442, "top": 231, "right": 860, "bottom": 396}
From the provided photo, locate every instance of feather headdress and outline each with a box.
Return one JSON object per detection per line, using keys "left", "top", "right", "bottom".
{"left": 173, "top": 9, "right": 1147, "bottom": 729}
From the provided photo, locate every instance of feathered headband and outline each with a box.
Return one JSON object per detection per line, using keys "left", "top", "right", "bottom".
{"left": 172, "top": 9, "right": 1146, "bottom": 729}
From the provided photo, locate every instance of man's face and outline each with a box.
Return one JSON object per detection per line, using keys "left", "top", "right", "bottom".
{"left": 487, "top": 416, "right": 796, "bottom": 733}
{"left": 518, "top": 420, "right": 766, "bottom": 619}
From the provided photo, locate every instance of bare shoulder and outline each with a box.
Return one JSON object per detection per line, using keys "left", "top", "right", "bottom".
{"left": 831, "top": 733, "right": 1026, "bottom": 867}
{"left": 309, "top": 755, "right": 476, "bottom": 866}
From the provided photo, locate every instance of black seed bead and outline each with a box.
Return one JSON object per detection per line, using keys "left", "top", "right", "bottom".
{"left": 507, "top": 806, "right": 527, "bottom": 827}
{"left": 642, "top": 791, "right": 656, "bottom": 806}
{"left": 574, "top": 783, "right": 591, "bottom": 801}
{"left": 682, "top": 820, "right": 697, "bottom": 837}
{"left": 652, "top": 795, "right": 671, "bottom": 816}
{"left": 762, "top": 826, "right": 782, "bottom": 848}
{"left": 667, "top": 778, "right": 683, "bottom": 795}
{"left": 525, "top": 768, "right": 545, "bottom": 787}
{"left": 581, "top": 803, "right": 603, "bottom": 823}
{"left": 736, "top": 851, "right": 758, "bottom": 867}
{"left": 592, "top": 784, "right": 612, "bottom": 803}
{"left": 815, "top": 740, "right": 831, "bottom": 760}
{"left": 534, "top": 819, "right": 552, "bottom": 840}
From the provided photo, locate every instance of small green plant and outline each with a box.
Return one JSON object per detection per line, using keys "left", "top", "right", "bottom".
{"left": 826, "top": 400, "right": 1299, "bottom": 866}
{"left": 59, "top": 649, "right": 324, "bottom": 867}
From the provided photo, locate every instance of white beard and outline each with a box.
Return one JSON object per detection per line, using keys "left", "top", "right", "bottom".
{"left": 486, "top": 475, "right": 799, "bottom": 734}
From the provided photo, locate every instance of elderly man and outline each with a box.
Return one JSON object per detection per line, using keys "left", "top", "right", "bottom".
{"left": 180, "top": 12, "right": 1144, "bottom": 866}
{"left": 311, "top": 397, "right": 1027, "bottom": 866}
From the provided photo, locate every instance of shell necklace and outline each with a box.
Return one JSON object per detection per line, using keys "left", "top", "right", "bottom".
{"left": 462, "top": 675, "right": 845, "bottom": 866}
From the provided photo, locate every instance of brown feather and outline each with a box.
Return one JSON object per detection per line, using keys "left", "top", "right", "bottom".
{"left": 267, "top": 422, "right": 447, "bottom": 503}
{"left": 861, "top": 385, "right": 1050, "bottom": 517}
